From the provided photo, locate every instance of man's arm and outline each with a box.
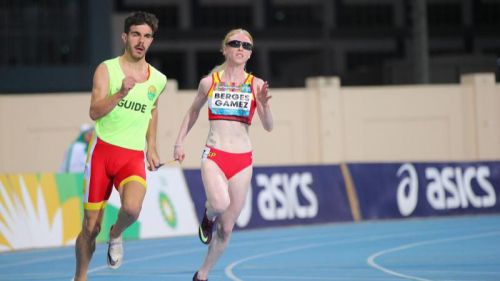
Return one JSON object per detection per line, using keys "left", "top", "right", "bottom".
{"left": 146, "top": 99, "right": 160, "bottom": 170}
{"left": 89, "top": 63, "right": 134, "bottom": 120}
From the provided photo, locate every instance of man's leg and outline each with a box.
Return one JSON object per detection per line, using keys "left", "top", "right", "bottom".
{"left": 74, "top": 209, "right": 105, "bottom": 281}
{"left": 111, "top": 181, "right": 146, "bottom": 236}
{"left": 107, "top": 181, "right": 146, "bottom": 268}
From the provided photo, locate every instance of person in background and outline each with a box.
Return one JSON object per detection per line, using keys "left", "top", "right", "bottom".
{"left": 59, "top": 124, "right": 94, "bottom": 173}
{"left": 71, "top": 11, "right": 167, "bottom": 281}
{"left": 173, "top": 28, "right": 273, "bottom": 281}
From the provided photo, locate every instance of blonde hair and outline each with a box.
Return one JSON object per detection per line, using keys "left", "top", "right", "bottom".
{"left": 209, "top": 28, "right": 254, "bottom": 75}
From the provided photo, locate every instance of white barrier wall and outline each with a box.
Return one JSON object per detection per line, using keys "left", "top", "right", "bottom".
{"left": 0, "top": 73, "right": 499, "bottom": 172}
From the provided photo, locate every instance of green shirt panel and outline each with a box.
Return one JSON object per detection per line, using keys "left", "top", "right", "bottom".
{"left": 95, "top": 57, "right": 167, "bottom": 150}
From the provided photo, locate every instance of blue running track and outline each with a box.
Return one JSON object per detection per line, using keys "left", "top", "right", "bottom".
{"left": 0, "top": 215, "right": 499, "bottom": 281}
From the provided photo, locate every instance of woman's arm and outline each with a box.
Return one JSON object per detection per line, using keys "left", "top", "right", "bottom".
{"left": 173, "top": 76, "right": 211, "bottom": 162}
{"left": 255, "top": 78, "right": 273, "bottom": 132}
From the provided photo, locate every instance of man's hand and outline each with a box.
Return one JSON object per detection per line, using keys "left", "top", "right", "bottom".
{"left": 120, "top": 77, "right": 136, "bottom": 97}
{"left": 146, "top": 149, "right": 161, "bottom": 171}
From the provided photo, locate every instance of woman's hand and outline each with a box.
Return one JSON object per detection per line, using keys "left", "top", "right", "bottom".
{"left": 256, "top": 81, "right": 271, "bottom": 106}
{"left": 173, "top": 144, "right": 185, "bottom": 164}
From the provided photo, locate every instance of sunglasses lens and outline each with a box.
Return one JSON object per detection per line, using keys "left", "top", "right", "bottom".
{"left": 227, "top": 40, "right": 241, "bottom": 48}
{"left": 227, "top": 40, "right": 253, "bottom": 51}
{"left": 242, "top": 42, "right": 253, "bottom": 51}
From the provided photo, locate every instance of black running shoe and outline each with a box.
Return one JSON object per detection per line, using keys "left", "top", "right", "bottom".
{"left": 198, "top": 209, "right": 214, "bottom": 245}
{"left": 193, "top": 271, "right": 207, "bottom": 281}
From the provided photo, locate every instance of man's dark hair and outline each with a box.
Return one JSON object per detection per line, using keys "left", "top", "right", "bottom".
{"left": 124, "top": 11, "right": 159, "bottom": 34}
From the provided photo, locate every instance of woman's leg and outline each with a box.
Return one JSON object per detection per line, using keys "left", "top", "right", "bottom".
{"left": 197, "top": 164, "right": 253, "bottom": 280}
{"left": 201, "top": 159, "right": 231, "bottom": 217}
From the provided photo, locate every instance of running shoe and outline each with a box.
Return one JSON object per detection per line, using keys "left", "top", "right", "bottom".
{"left": 193, "top": 271, "right": 207, "bottom": 281}
{"left": 198, "top": 209, "right": 215, "bottom": 245}
{"left": 106, "top": 226, "right": 123, "bottom": 269}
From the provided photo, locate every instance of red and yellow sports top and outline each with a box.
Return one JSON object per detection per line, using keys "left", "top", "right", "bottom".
{"left": 207, "top": 71, "right": 256, "bottom": 125}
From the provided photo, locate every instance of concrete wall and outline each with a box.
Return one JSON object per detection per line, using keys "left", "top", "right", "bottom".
{"left": 1, "top": 73, "right": 499, "bottom": 173}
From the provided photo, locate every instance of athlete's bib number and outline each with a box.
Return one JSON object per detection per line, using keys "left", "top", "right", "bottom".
{"left": 210, "top": 84, "right": 252, "bottom": 117}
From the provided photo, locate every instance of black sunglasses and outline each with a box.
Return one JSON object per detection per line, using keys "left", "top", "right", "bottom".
{"left": 226, "top": 40, "right": 253, "bottom": 51}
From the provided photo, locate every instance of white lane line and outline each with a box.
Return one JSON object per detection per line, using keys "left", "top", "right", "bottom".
{"left": 88, "top": 247, "right": 206, "bottom": 274}
{"left": 225, "top": 275, "right": 393, "bottom": 280}
{"left": 225, "top": 228, "right": 500, "bottom": 281}
{"left": 0, "top": 253, "right": 74, "bottom": 268}
{"left": 366, "top": 231, "right": 500, "bottom": 281}
{"left": 87, "top": 231, "right": 339, "bottom": 274}
{"left": 93, "top": 230, "right": 384, "bottom": 275}
{"left": 0, "top": 230, "right": 331, "bottom": 269}
{"left": 2, "top": 224, "right": 497, "bottom": 280}
{"left": 224, "top": 229, "right": 454, "bottom": 281}
{"left": 0, "top": 219, "right": 486, "bottom": 269}
{"left": 225, "top": 244, "right": 318, "bottom": 281}
{"left": 0, "top": 236, "right": 196, "bottom": 269}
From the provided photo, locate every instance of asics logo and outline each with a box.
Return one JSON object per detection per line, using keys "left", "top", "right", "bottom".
{"left": 396, "top": 163, "right": 496, "bottom": 216}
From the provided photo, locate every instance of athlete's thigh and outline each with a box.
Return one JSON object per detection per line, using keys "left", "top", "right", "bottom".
{"left": 85, "top": 141, "right": 114, "bottom": 210}
{"left": 201, "top": 159, "right": 229, "bottom": 207}
{"left": 114, "top": 155, "right": 147, "bottom": 208}
{"left": 225, "top": 165, "right": 253, "bottom": 218}
{"left": 119, "top": 181, "right": 147, "bottom": 209}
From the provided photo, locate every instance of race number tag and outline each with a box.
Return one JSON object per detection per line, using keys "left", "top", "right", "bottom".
{"left": 210, "top": 83, "right": 252, "bottom": 117}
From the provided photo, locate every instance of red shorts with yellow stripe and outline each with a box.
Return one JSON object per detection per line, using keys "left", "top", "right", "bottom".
{"left": 83, "top": 137, "right": 146, "bottom": 210}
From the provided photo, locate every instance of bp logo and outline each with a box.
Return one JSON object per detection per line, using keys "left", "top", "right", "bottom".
{"left": 159, "top": 192, "right": 177, "bottom": 228}
{"left": 147, "top": 86, "right": 157, "bottom": 101}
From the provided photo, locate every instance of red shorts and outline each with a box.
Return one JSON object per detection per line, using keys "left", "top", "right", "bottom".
{"left": 83, "top": 137, "right": 146, "bottom": 210}
{"left": 202, "top": 146, "right": 252, "bottom": 179}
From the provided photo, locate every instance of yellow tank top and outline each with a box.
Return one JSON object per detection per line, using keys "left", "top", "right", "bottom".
{"left": 95, "top": 57, "right": 167, "bottom": 150}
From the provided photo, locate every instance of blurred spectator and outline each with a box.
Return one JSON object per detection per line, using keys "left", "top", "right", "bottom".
{"left": 59, "top": 123, "right": 94, "bottom": 173}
